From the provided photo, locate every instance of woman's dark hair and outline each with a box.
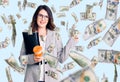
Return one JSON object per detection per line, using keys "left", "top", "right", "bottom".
{"left": 31, "top": 5, "right": 56, "bottom": 32}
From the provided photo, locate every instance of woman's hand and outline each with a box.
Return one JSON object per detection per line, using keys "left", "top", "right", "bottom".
{"left": 34, "top": 56, "right": 43, "bottom": 63}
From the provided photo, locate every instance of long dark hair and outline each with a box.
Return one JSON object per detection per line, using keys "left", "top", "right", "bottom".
{"left": 30, "top": 5, "right": 56, "bottom": 32}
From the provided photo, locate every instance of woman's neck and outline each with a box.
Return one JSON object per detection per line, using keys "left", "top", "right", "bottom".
{"left": 38, "top": 27, "right": 47, "bottom": 37}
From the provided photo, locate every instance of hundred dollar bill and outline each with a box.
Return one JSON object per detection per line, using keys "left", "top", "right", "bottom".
{"left": 75, "top": 46, "right": 84, "bottom": 52}
{"left": 113, "top": 64, "right": 118, "bottom": 82}
{"left": 18, "top": 1, "right": 21, "bottom": 11}
{"left": 1, "top": 14, "right": 8, "bottom": 24}
{"left": 5, "top": 55, "right": 25, "bottom": 74}
{"left": 47, "top": 44, "right": 55, "bottom": 53}
{"left": 60, "top": 6, "right": 69, "bottom": 11}
{"left": 9, "top": 15, "right": 16, "bottom": 47}
{"left": 51, "top": 5, "right": 56, "bottom": 13}
{"left": 103, "top": 17, "right": 120, "bottom": 46}
{"left": 5, "top": 66, "right": 13, "bottom": 82}
{"left": 56, "top": 13, "right": 66, "bottom": 18}
{"left": 98, "top": 49, "right": 120, "bottom": 64}
{"left": 44, "top": 52, "right": 58, "bottom": 68}
{"left": 0, "top": 27, "right": 2, "bottom": 32}
{"left": 69, "top": 0, "right": 81, "bottom": 8}
{"left": 48, "top": 70, "right": 58, "bottom": 80}
{"left": 61, "top": 66, "right": 98, "bottom": 82}
{"left": 101, "top": 74, "right": 108, "bottom": 82}
{"left": 71, "top": 12, "right": 78, "bottom": 22}
{"left": 87, "top": 37, "right": 102, "bottom": 49}
{"left": 105, "top": 0, "right": 119, "bottom": 20}
{"left": 0, "top": 37, "right": 10, "bottom": 49}
{"left": 69, "top": 50, "right": 91, "bottom": 67}
{"left": 43, "top": 0, "right": 48, "bottom": 3}
{"left": 80, "top": 4, "right": 96, "bottom": 21}
{"left": 99, "top": 0, "right": 103, "bottom": 9}
{"left": 27, "top": 2, "right": 36, "bottom": 8}
{"left": 57, "top": 61, "right": 76, "bottom": 73}
{"left": 22, "top": 0, "right": 27, "bottom": 10}
{"left": 16, "top": 13, "right": 21, "bottom": 19}
{"left": 0, "top": 0, "right": 9, "bottom": 7}
{"left": 83, "top": 19, "right": 106, "bottom": 40}
{"left": 55, "top": 27, "right": 61, "bottom": 40}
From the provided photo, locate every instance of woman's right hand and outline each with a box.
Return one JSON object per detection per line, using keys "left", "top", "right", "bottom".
{"left": 34, "top": 56, "right": 43, "bottom": 63}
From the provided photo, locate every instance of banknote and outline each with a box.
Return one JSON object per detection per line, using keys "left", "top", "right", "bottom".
{"left": 51, "top": 5, "right": 56, "bottom": 13}
{"left": 18, "top": 1, "right": 21, "bottom": 11}
{"left": 47, "top": 44, "right": 55, "bottom": 53}
{"left": 105, "top": 0, "right": 119, "bottom": 20}
{"left": 43, "top": 0, "right": 48, "bottom": 3}
{"left": 69, "top": 0, "right": 81, "bottom": 8}
{"left": 22, "top": 0, "right": 27, "bottom": 10}
{"left": 87, "top": 37, "right": 102, "bottom": 49}
{"left": 75, "top": 46, "right": 84, "bottom": 52}
{"left": 61, "top": 21, "right": 65, "bottom": 26}
{"left": 1, "top": 14, "right": 8, "bottom": 24}
{"left": 44, "top": 52, "right": 58, "bottom": 68}
{"left": 16, "top": 13, "right": 21, "bottom": 19}
{"left": 0, "top": 0, "right": 9, "bottom": 7}
{"left": 0, "top": 37, "right": 10, "bottom": 49}
{"left": 27, "top": 2, "right": 36, "bottom": 8}
{"left": 71, "top": 12, "right": 78, "bottom": 22}
{"left": 98, "top": 49, "right": 120, "bottom": 64}
{"left": 69, "top": 50, "right": 91, "bottom": 67}
{"left": 5, "top": 55, "right": 25, "bottom": 74}
{"left": 61, "top": 66, "right": 98, "bottom": 82}
{"left": 56, "top": 13, "right": 66, "bottom": 18}
{"left": 19, "top": 55, "right": 28, "bottom": 66}
{"left": 57, "top": 61, "right": 76, "bottom": 73}
{"left": 60, "top": 6, "right": 69, "bottom": 11}
{"left": 113, "top": 64, "right": 118, "bottom": 82}
{"left": 9, "top": 15, "right": 16, "bottom": 47}
{"left": 103, "top": 17, "right": 120, "bottom": 46}
{"left": 5, "top": 66, "right": 13, "bottom": 82}
{"left": 99, "top": 0, "right": 103, "bottom": 9}
{"left": 83, "top": 19, "right": 106, "bottom": 40}
{"left": 0, "top": 27, "right": 2, "bottom": 32}
{"left": 101, "top": 74, "right": 108, "bottom": 82}
{"left": 48, "top": 70, "right": 58, "bottom": 80}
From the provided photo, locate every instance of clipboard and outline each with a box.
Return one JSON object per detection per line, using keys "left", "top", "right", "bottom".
{"left": 22, "top": 32, "right": 40, "bottom": 54}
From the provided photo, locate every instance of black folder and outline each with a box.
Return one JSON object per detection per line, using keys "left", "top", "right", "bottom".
{"left": 22, "top": 32, "right": 40, "bottom": 54}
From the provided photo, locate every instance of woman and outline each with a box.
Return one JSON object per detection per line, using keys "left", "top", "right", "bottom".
{"left": 19, "top": 5, "right": 79, "bottom": 82}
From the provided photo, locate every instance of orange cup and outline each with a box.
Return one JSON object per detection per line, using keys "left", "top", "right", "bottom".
{"left": 33, "top": 45, "right": 43, "bottom": 58}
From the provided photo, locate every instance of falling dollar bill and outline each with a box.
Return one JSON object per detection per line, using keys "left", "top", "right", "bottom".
{"left": 71, "top": 12, "right": 78, "bottom": 22}
{"left": 5, "top": 66, "right": 13, "bottom": 82}
{"left": 5, "top": 55, "right": 25, "bottom": 74}
{"left": 44, "top": 52, "right": 58, "bottom": 68}
{"left": 51, "top": 5, "right": 56, "bottom": 13}
{"left": 22, "top": 0, "right": 27, "bottom": 10}
{"left": 87, "top": 37, "right": 102, "bottom": 49}
{"left": 0, "top": 27, "right": 2, "bottom": 32}
{"left": 113, "top": 64, "right": 118, "bottom": 82}
{"left": 75, "top": 45, "right": 84, "bottom": 52}
{"left": 47, "top": 70, "right": 58, "bottom": 80}
{"left": 43, "top": 0, "right": 48, "bottom": 3}
{"left": 18, "top": 1, "right": 21, "bottom": 11}
{"left": 0, "top": 37, "right": 10, "bottom": 49}
{"left": 69, "top": 0, "right": 81, "bottom": 8}
{"left": 99, "top": 0, "right": 103, "bottom": 9}
{"left": 47, "top": 44, "right": 55, "bottom": 53}
{"left": 56, "top": 13, "right": 66, "bottom": 18}
{"left": 103, "top": 17, "right": 120, "bottom": 46}
{"left": 98, "top": 49, "right": 120, "bottom": 64}
{"left": 61, "top": 66, "right": 98, "bottom": 82}
{"left": 1, "top": 14, "right": 8, "bottom": 24}
{"left": 101, "top": 74, "right": 108, "bottom": 82}
{"left": 0, "top": 0, "right": 9, "bottom": 7}
{"left": 83, "top": 19, "right": 106, "bottom": 40}
{"left": 69, "top": 50, "right": 91, "bottom": 67}
{"left": 60, "top": 6, "right": 69, "bottom": 11}
{"left": 27, "top": 2, "right": 36, "bottom": 8}
{"left": 57, "top": 61, "right": 76, "bottom": 74}
{"left": 105, "top": 0, "right": 119, "bottom": 20}
{"left": 9, "top": 15, "right": 16, "bottom": 47}
{"left": 80, "top": 4, "right": 97, "bottom": 21}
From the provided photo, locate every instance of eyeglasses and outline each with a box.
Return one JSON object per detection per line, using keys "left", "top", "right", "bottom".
{"left": 38, "top": 14, "right": 49, "bottom": 20}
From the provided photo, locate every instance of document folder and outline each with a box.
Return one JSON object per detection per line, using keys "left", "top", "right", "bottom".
{"left": 22, "top": 32, "right": 40, "bottom": 54}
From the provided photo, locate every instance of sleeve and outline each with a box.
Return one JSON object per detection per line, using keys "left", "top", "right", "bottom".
{"left": 56, "top": 33, "right": 77, "bottom": 63}
{"left": 19, "top": 41, "right": 36, "bottom": 66}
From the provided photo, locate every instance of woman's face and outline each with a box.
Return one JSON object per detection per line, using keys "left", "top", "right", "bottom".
{"left": 37, "top": 9, "right": 49, "bottom": 28}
